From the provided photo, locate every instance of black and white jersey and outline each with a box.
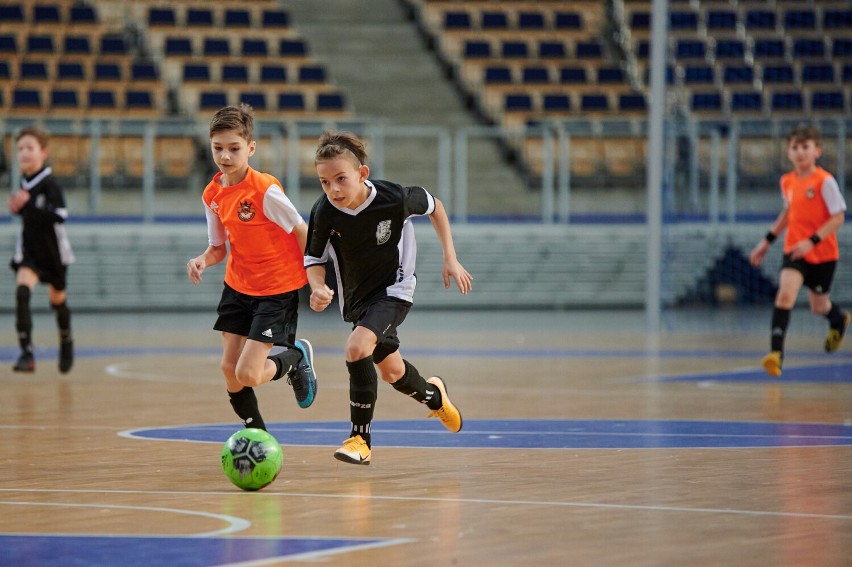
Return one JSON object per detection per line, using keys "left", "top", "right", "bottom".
{"left": 304, "top": 179, "right": 435, "bottom": 322}
{"left": 12, "top": 166, "right": 75, "bottom": 270}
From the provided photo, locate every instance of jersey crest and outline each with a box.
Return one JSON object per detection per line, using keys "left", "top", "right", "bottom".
{"left": 238, "top": 200, "right": 255, "bottom": 222}
{"left": 376, "top": 219, "right": 392, "bottom": 245}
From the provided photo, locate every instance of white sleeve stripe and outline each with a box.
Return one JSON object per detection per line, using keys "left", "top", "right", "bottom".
{"left": 263, "top": 184, "right": 304, "bottom": 232}
{"left": 822, "top": 176, "right": 847, "bottom": 215}
{"left": 205, "top": 202, "right": 226, "bottom": 246}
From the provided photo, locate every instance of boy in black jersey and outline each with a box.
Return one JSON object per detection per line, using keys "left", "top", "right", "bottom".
{"left": 8, "top": 127, "right": 75, "bottom": 373}
{"left": 304, "top": 130, "right": 473, "bottom": 465}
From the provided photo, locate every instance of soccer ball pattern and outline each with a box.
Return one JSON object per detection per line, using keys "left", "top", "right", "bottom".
{"left": 221, "top": 428, "right": 283, "bottom": 491}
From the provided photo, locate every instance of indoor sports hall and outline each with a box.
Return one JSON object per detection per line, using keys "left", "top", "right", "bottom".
{"left": 1, "top": 1, "right": 850, "bottom": 566}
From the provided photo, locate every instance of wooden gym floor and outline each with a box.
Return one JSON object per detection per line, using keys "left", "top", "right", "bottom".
{"left": 1, "top": 308, "right": 850, "bottom": 566}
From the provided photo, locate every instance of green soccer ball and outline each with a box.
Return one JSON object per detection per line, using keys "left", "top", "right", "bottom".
{"left": 221, "top": 428, "right": 283, "bottom": 491}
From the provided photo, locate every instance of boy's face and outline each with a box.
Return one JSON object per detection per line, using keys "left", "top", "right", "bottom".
{"left": 316, "top": 156, "right": 370, "bottom": 209}
{"left": 210, "top": 130, "right": 255, "bottom": 177}
{"left": 16, "top": 134, "right": 48, "bottom": 176}
{"left": 786, "top": 137, "right": 821, "bottom": 172}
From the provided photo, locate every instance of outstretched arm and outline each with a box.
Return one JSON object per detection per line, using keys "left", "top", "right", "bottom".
{"left": 429, "top": 198, "right": 472, "bottom": 294}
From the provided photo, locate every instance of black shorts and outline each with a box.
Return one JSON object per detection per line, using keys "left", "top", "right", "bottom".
{"left": 354, "top": 296, "right": 412, "bottom": 364}
{"left": 10, "top": 258, "right": 67, "bottom": 291}
{"left": 781, "top": 254, "right": 837, "bottom": 294}
{"left": 214, "top": 282, "right": 299, "bottom": 346}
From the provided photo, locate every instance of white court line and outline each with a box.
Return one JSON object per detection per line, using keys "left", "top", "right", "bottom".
{"left": 0, "top": 501, "right": 250, "bottom": 537}
{"left": 1, "top": 488, "right": 850, "bottom": 521}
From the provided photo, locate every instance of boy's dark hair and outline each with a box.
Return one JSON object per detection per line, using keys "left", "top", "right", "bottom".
{"left": 209, "top": 103, "right": 254, "bottom": 141}
{"left": 15, "top": 126, "right": 49, "bottom": 148}
{"left": 315, "top": 130, "right": 368, "bottom": 165}
{"left": 787, "top": 124, "right": 821, "bottom": 146}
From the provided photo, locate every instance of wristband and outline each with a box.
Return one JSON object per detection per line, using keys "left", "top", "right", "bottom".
{"left": 764, "top": 231, "right": 776, "bottom": 244}
{"left": 809, "top": 233, "right": 821, "bottom": 245}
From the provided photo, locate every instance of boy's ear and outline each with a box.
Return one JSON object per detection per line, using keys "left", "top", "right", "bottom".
{"left": 359, "top": 164, "right": 370, "bottom": 181}
{"left": 248, "top": 140, "right": 257, "bottom": 157}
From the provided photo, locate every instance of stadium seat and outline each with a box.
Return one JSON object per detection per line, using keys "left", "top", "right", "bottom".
{"left": 476, "top": 10, "right": 505, "bottom": 29}
{"left": 262, "top": 10, "right": 290, "bottom": 28}
{"left": 0, "top": 61, "right": 10, "bottom": 80}
{"left": 676, "top": 39, "right": 706, "bottom": 59}
{"left": 575, "top": 41, "right": 602, "bottom": 58}
{"left": 745, "top": 10, "right": 775, "bottom": 30}
{"left": 502, "top": 41, "right": 528, "bottom": 58}
{"left": 707, "top": 11, "right": 736, "bottom": 30}
{"left": 279, "top": 39, "right": 307, "bottom": 57}
{"left": 317, "top": 93, "right": 346, "bottom": 112}
{"left": 560, "top": 66, "right": 587, "bottom": 84}
{"left": 833, "top": 39, "right": 852, "bottom": 58}
{"left": 64, "top": 35, "right": 91, "bottom": 55}
{"left": 260, "top": 65, "right": 287, "bottom": 83}
{"left": 543, "top": 94, "right": 570, "bottom": 112}
{"left": 824, "top": 10, "right": 852, "bottom": 29}
{"left": 581, "top": 94, "right": 608, "bottom": 112}
{"left": 770, "top": 92, "right": 803, "bottom": 112}
{"left": 444, "top": 11, "right": 471, "bottom": 30}
{"left": 148, "top": 7, "right": 176, "bottom": 27}
{"left": 690, "top": 92, "right": 722, "bottom": 112}
{"left": 165, "top": 37, "right": 193, "bottom": 57}
{"left": 753, "top": 39, "right": 785, "bottom": 59}
{"left": 793, "top": 39, "right": 825, "bottom": 58}
{"left": 277, "top": 92, "right": 306, "bottom": 112}
{"left": 95, "top": 62, "right": 123, "bottom": 82}
{"left": 670, "top": 11, "right": 698, "bottom": 30}
{"left": 19, "top": 61, "right": 49, "bottom": 81}
{"left": 33, "top": 4, "right": 61, "bottom": 25}
{"left": 126, "top": 90, "right": 156, "bottom": 112}
{"left": 51, "top": 88, "right": 80, "bottom": 110}
{"left": 555, "top": 12, "right": 582, "bottom": 30}
{"left": 100, "top": 35, "right": 128, "bottom": 57}
{"left": 630, "top": 12, "right": 650, "bottom": 30}
{"left": 619, "top": 94, "right": 646, "bottom": 112}
{"left": 636, "top": 41, "right": 649, "bottom": 59}
{"left": 13, "top": 88, "right": 43, "bottom": 109}
{"left": 683, "top": 65, "right": 714, "bottom": 84}
{"left": 714, "top": 40, "right": 745, "bottom": 60}
{"left": 0, "top": 4, "right": 24, "bottom": 24}
{"left": 730, "top": 92, "right": 762, "bottom": 112}
{"left": 239, "top": 92, "right": 267, "bottom": 111}
{"left": 0, "top": 34, "right": 18, "bottom": 54}
{"left": 224, "top": 9, "right": 251, "bottom": 27}
{"left": 131, "top": 62, "right": 159, "bottom": 82}
{"left": 27, "top": 34, "right": 55, "bottom": 54}
{"left": 723, "top": 65, "right": 753, "bottom": 84}
{"left": 69, "top": 5, "right": 97, "bottom": 25}
{"left": 504, "top": 93, "right": 533, "bottom": 112}
{"left": 484, "top": 66, "right": 512, "bottom": 84}
{"left": 597, "top": 67, "right": 625, "bottom": 84}
{"left": 801, "top": 64, "right": 834, "bottom": 83}
{"left": 56, "top": 61, "right": 85, "bottom": 82}
{"left": 464, "top": 41, "right": 491, "bottom": 58}
{"left": 811, "top": 91, "right": 845, "bottom": 111}
{"left": 518, "top": 11, "right": 545, "bottom": 30}
{"left": 298, "top": 65, "right": 326, "bottom": 83}
{"left": 843, "top": 64, "right": 852, "bottom": 83}
{"left": 200, "top": 91, "right": 228, "bottom": 110}
{"left": 523, "top": 66, "right": 550, "bottom": 84}
{"left": 203, "top": 38, "right": 230, "bottom": 57}
{"left": 538, "top": 41, "right": 566, "bottom": 58}
{"left": 183, "top": 63, "right": 210, "bottom": 82}
{"left": 762, "top": 65, "right": 794, "bottom": 84}
{"left": 88, "top": 89, "right": 117, "bottom": 110}
{"left": 241, "top": 39, "right": 268, "bottom": 57}
{"left": 186, "top": 8, "right": 214, "bottom": 27}
{"left": 784, "top": 10, "right": 816, "bottom": 29}
{"left": 221, "top": 64, "right": 248, "bottom": 83}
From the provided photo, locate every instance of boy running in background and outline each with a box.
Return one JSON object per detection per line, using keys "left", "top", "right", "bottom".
{"left": 749, "top": 124, "right": 849, "bottom": 376}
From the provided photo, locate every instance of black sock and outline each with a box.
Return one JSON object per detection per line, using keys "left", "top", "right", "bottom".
{"left": 228, "top": 387, "right": 266, "bottom": 430}
{"left": 392, "top": 359, "right": 442, "bottom": 410}
{"left": 15, "top": 285, "right": 32, "bottom": 354}
{"left": 347, "top": 356, "right": 378, "bottom": 447}
{"left": 51, "top": 300, "right": 72, "bottom": 342}
{"left": 825, "top": 303, "right": 845, "bottom": 329}
{"left": 268, "top": 348, "right": 302, "bottom": 380}
{"left": 770, "top": 307, "right": 791, "bottom": 353}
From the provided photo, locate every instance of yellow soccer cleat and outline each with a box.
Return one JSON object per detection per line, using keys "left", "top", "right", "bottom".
{"left": 427, "top": 377, "right": 463, "bottom": 433}
{"left": 762, "top": 351, "right": 783, "bottom": 377}
{"left": 334, "top": 435, "right": 371, "bottom": 465}
{"left": 824, "top": 311, "right": 851, "bottom": 353}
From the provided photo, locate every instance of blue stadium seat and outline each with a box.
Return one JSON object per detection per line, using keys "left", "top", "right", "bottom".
{"left": 555, "top": 12, "right": 582, "bottom": 30}
{"left": 200, "top": 91, "right": 227, "bottom": 110}
{"left": 27, "top": 34, "right": 55, "bottom": 54}
{"left": 148, "top": 7, "right": 175, "bottom": 26}
{"left": 481, "top": 11, "right": 507, "bottom": 29}
{"left": 64, "top": 35, "right": 91, "bottom": 55}
{"left": 675, "top": 39, "right": 705, "bottom": 59}
{"left": 576, "top": 41, "right": 602, "bottom": 58}
{"left": 0, "top": 61, "right": 10, "bottom": 80}
{"left": 538, "top": 41, "right": 566, "bottom": 58}
{"left": 581, "top": 94, "right": 608, "bottom": 111}
{"left": 126, "top": 90, "right": 155, "bottom": 111}
{"left": 88, "top": 89, "right": 117, "bottom": 110}
{"left": 784, "top": 10, "right": 815, "bottom": 29}
{"left": 463, "top": 41, "right": 491, "bottom": 58}
{"left": 13, "top": 88, "right": 43, "bottom": 108}
{"left": 670, "top": 11, "right": 698, "bottom": 30}
{"left": 793, "top": 39, "right": 824, "bottom": 58}
{"left": 504, "top": 93, "right": 533, "bottom": 112}
{"left": 187, "top": 8, "right": 213, "bottom": 26}
{"left": 317, "top": 93, "right": 346, "bottom": 112}
{"left": 636, "top": 41, "right": 649, "bottom": 59}
{"left": 730, "top": 92, "right": 762, "bottom": 112}
{"left": 183, "top": 63, "right": 210, "bottom": 82}
{"left": 543, "top": 94, "right": 570, "bottom": 112}
{"left": 262, "top": 10, "right": 289, "bottom": 28}
{"left": 518, "top": 11, "right": 545, "bottom": 30}
{"left": 279, "top": 39, "right": 307, "bottom": 57}
{"left": 166, "top": 37, "right": 193, "bottom": 56}
{"left": 683, "top": 65, "right": 714, "bottom": 84}
{"left": 277, "top": 92, "right": 305, "bottom": 111}
{"left": 597, "top": 67, "right": 625, "bottom": 84}
{"left": 824, "top": 10, "right": 852, "bottom": 29}
{"left": 715, "top": 40, "right": 744, "bottom": 60}
{"left": 523, "top": 66, "right": 550, "bottom": 84}
{"left": 690, "top": 92, "right": 722, "bottom": 112}
{"left": 94, "top": 63, "right": 122, "bottom": 81}
{"left": 0, "top": 4, "right": 24, "bottom": 24}
{"left": 801, "top": 64, "right": 834, "bottom": 83}
{"left": 51, "top": 89, "right": 79, "bottom": 109}
{"left": 100, "top": 35, "right": 128, "bottom": 56}
{"left": 221, "top": 64, "right": 248, "bottom": 83}
{"left": 560, "top": 67, "right": 587, "bottom": 84}
{"left": 843, "top": 64, "right": 852, "bottom": 83}
{"left": 131, "top": 62, "right": 159, "bottom": 82}
{"left": 0, "top": 34, "right": 18, "bottom": 54}
{"left": 833, "top": 39, "right": 852, "bottom": 58}
{"left": 723, "top": 65, "right": 753, "bottom": 84}
{"left": 241, "top": 39, "right": 268, "bottom": 57}
{"left": 484, "top": 66, "right": 512, "bottom": 84}
{"left": 770, "top": 92, "right": 803, "bottom": 112}
{"left": 260, "top": 65, "right": 287, "bottom": 83}
{"left": 19, "top": 61, "right": 48, "bottom": 81}
{"left": 443, "top": 11, "right": 471, "bottom": 29}
{"left": 69, "top": 5, "right": 97, "bottom": 25}
{"left": 619, "top": 94, "right": 646, "bottom": 112}
{"left": 501, "top": 41, "right": 528, "bottom": 58}
{"left": 34, "top": 5, "right": 61, "bottom": 24}
{"left": 753, "top": 39, "right": 785, "bottom": 59}
{"left": 707, "top": 11, "right": 736, "bottom": 30}
{"left": 762, "top": 65, "right": 794, "bottom": 84}
{"left": 224, "top": 9, "right": 251, "bottom": 27}
{"left": 203, "top": 39, "right": 230, "bottom": 57}
{"left": 811, "top": 91, "right": 845, "bottom": 111}
{"left": 745, "top": 10, "right": 775, "bottom": 30}
{"left": 298, "top": 65, "right": 326, "bottom": 82}
{"left": 239, "top": 92, "right": 267, "bottom": 111}
{"left": 630, "top": 12, "right": 649, "bottom": 30}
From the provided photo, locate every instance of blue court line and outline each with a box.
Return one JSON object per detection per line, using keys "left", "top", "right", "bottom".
{"left": 660, "top": 362, "right": 852, "bottom": 383}
{"left": 124, "top": 419, "right": 852, "bottom": 449}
